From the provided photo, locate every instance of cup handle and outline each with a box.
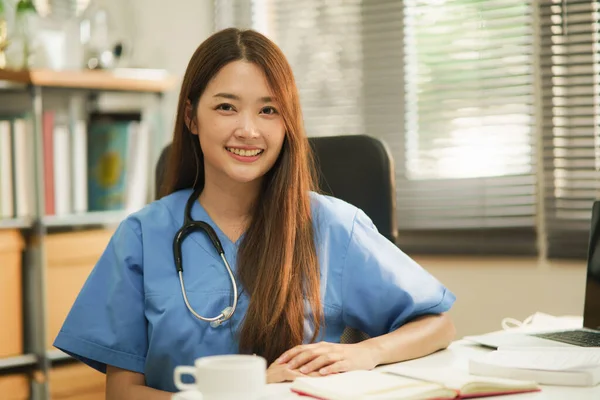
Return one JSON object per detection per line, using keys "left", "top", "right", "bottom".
{"left": 173, "top": 365, "right": 197, "bottom": 391}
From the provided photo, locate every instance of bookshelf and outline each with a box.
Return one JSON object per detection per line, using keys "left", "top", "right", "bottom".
{"left": 0, "top": 68, "right": 176, "bottom": 400}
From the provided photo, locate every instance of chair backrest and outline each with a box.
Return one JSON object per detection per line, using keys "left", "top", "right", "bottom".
{"left": 155, "top": 135, "right": 397, "bottom": 243}
{"left": 308, "top": 135, "right": 397, "bottom": 244}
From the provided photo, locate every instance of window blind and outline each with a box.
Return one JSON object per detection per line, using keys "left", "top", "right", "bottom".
{"left": 397, "top": 0, "right": 538, "bottom": 254}
{"left": 215, "top": 0, "right": 600, "bottom": 258}
{"left": 215, "top": 0, "right": 538, "bottom": 255}
{"left": 540, "top": 0, "right": 600, "bottom": 258}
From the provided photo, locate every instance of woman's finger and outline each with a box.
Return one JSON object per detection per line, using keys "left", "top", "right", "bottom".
{"left": 277, "top": 342, "right": 324, "bottom": 364}
{"left": 276, "top": 344, "right": 308, "bottom": 364}
{"left": 287, "top": 347, "right": 328, "bottom": 369}
{"left": 299, "top": 353, "right": 341, "bottom": 374}
{"left": 318, "top": 360, "right": 350, "bottom": 376}
{"left": 285, "top": 368, "right": 307, "bottom": 382}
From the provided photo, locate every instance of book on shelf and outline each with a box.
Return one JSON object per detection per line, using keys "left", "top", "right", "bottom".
{"left": 0, "top": 114, "right": 34, "bottom": 221}
{"left": 0, "top": 120, "right": 14, "bottom": 219}
{"left": 87, "top": 112, "right": 149, "bottom": 213}
{"left": 12, "top": 118, "right": 34, "bottom": 218}
{"left": 290, "top": 367, "right": 540, "bottom": 400}
{"left": 48, "top": 115, "right": 88, "bottom": 216}
{"left": 42, "top": 111, "right": 55, "bottom": 216}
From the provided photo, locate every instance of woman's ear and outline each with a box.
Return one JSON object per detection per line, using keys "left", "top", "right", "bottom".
{"left": 184, "top": 99, "right": 198, "bottom": 135}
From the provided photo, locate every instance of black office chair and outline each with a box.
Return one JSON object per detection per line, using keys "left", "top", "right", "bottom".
{"left": 308, "top": 135, "right": 397, "bottom": 244}
{"left": 155, "top": 134, "right": 397, "bottom": 343}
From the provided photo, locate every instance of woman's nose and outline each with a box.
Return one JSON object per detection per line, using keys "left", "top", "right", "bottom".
{"left": 235, "top": 113, "right": 260, "bottom": 138}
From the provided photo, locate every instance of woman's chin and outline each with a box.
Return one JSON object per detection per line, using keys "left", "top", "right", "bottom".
{"left": 228, "top": 172, "right": 264, "bottom": 185}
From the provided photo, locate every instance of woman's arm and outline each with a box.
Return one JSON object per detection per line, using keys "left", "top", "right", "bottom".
{"left": 363, "top": 312, "right": 456, "bottom": 366}
{"left": 279, "top": 313, "right": 455, "bottom": 375}
{"left": 106, "top": 366, "right": 171, "bottom": 400}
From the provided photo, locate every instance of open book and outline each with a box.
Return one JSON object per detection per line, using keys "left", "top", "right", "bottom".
{"left": 290, "top": 367, "right": 540, "bottom": 400}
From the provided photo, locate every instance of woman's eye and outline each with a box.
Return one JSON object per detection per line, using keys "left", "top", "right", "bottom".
{"left": 216, "top": 103, "right": 235, "bottom": 112}
{"left": 261, "top": 106, "right": 278, "bottom": 115}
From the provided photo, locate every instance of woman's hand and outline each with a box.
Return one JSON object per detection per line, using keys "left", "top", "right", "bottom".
{"left": 275, "top": 342, "right": 380, "bottom": 376}
{"left": 266, "top": 361, "right": 307, "bottom": 383}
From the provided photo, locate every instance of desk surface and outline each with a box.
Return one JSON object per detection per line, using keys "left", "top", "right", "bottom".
{"left": 261, "top": 340, "right": 600, "bottom": 399}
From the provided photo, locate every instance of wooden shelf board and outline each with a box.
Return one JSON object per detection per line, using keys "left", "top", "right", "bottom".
{"left": 0, "top": 354, "right": 37, "bottom": 370}
{"left": 43, "top": 211, "right": 127, "bottom": 228}
{"left": 0, "top": 217, "right": 33, "bottom": 230}
{"left": 47, "top": 349, "right": 73, "bottom": 363}
{"left": 0, "top": 68, "right": 177, "bottom": 92}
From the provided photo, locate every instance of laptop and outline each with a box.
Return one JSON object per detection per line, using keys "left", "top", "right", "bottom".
{"left": 464, "top": 201, "right": 600, "bottom": 349}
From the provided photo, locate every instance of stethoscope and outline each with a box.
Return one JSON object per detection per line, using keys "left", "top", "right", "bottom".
{"left": 173, "top": 187, "right": 239, "bottom": 327}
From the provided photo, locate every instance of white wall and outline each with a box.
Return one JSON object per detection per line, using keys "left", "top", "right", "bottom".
{"left": 104, "top": 0, "right": 215, "bottom": 143}
{"left": 413, "top": 255, "right": 588, "bottom": 339}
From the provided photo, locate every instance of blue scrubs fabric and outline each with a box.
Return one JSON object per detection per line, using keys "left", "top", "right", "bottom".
{"left": 54, "top": 189, "right": 455, "bottom": 392}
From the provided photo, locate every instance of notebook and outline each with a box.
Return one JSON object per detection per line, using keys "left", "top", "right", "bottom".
{"left": 290, "top": 368, "right": 540, "bottom": 400}
{"left": 468, "top": 347, "right": 600, "bottom": 387}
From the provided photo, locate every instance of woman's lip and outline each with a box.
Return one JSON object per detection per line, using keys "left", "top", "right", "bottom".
{"left": 225, "top": 146, "right": 264, "bottom": 150}
{"left": 226, "top": 150, "right": 262, "bottom": 163}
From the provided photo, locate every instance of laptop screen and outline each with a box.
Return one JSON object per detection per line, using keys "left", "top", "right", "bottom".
{"left": 584, "top": 201, "right": 600, "bottom": 330}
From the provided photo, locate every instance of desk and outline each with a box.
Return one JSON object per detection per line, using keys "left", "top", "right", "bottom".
{"left": 261, "top": 340, "right": 600, "bottom": 399}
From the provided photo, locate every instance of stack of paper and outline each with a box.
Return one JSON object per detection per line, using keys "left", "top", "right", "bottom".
{"left": 469, "top": 347, "right": 600, "bottom": 386}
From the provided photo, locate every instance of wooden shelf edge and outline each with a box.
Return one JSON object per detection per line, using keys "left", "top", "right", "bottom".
{"left": 0, "top": 354, "right": 37, "bottom": 371}
{"left": 0, "top": 68, "right": 178, "bottom": 93}
{"left": 43, "top": 211, "right": 127, "bottom": 228}
{"left": 47, "top": 349, "right": 73, "bottom": 363}
{"left": 0, "top": 217, "right": 33, "bottom": 230}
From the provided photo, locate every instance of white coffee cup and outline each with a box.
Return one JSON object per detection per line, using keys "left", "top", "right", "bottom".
{"left": 173, "top": 354, "right": 267, "bottom": 400}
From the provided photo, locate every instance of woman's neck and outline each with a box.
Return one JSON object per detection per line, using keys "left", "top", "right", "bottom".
{"left": 198, "top": 178, "right": 261, "bottom": 240}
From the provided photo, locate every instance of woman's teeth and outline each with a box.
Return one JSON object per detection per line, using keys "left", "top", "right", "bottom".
{"left": 226, "top": 147, "right": 263, "bottom": 157}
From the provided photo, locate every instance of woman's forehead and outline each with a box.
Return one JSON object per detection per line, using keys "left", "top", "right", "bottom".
{"left": 204, "top": 61, "right": 275, "bottom": 101}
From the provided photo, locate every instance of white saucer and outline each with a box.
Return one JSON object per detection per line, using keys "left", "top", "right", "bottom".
{"left": 171, "top": 390, "right": 204, "bottom": 400}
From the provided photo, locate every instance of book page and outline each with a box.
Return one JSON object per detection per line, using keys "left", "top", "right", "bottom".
{"left": 291, "top": 370, "right": 446, "bottom": 399}
{"left": 383, "top": 365, "right": 537, "bottom": 392}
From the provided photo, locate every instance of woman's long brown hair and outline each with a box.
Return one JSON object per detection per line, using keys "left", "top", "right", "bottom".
{"left": 160, "top": 28, "right": 322, "bottom": 364}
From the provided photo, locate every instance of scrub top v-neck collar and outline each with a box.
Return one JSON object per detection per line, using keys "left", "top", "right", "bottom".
{"left": 189, "top": 191, "right": 245, "bottom": 251}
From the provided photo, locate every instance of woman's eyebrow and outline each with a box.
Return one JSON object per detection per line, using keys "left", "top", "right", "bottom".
{"left": 213, "top": 93, "right": 274, "bottom": 103}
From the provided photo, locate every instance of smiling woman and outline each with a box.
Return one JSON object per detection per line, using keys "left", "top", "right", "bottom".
{"left": 52, "top": 28, "right": 456, "bottom": 399}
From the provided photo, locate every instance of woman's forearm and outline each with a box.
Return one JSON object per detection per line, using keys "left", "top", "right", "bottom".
{"left": 106, "top": 366, "right": 172, "bottom": 400}
{"left": 107, "top": 385, "right": 172, "bottom": 400}
{"left": 360, "top": 313, "right": 456, "bottom": 366}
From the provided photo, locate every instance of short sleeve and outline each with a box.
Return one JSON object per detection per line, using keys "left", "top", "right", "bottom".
{"left": 342, "top": 210, "right": 455, "bottom": 338}
{"left": 53, "top": 219, "right": 147, "bottom": 374}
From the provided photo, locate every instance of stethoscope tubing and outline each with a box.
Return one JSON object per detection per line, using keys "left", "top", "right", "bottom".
{"left": 175, "top": 187, "right": 239, "bottom": 327}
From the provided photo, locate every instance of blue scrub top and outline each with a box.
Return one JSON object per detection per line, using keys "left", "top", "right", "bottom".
{"left": 54, "top": 189, "right": 455, "bottom": 392}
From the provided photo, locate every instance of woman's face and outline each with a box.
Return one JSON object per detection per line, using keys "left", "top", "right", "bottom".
{"left": 189, "top": 60, "right": 286, "bottom": 187}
